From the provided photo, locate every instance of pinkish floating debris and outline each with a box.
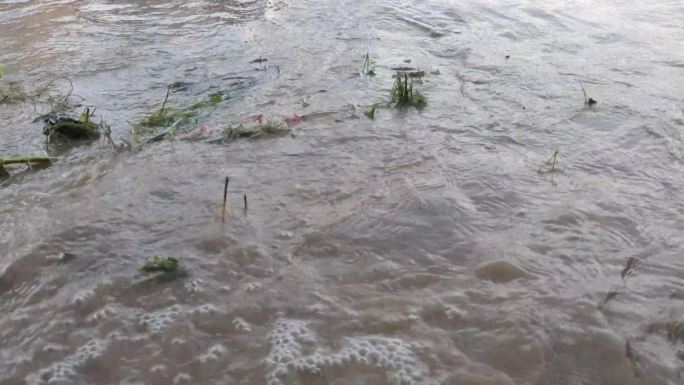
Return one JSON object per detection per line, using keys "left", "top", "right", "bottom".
{"left": 179, "top": 124, "right": 211, "bottom": 141}
{"left": 283, "top": 113, "right": 302, "bottom": 125}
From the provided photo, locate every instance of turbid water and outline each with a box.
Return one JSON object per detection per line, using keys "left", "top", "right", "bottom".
{"left": 1, "top": 1, "right": 684, "bottom": 384}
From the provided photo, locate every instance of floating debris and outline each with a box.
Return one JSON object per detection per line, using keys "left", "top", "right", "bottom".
{"left": 190, "top": 91, "right": 225, "bottom": 110}
{"left": 223, "top": 120, "right": 289, "bottom": 141}
{"left": 0, "top": 81, "right": 26, "bottom": 104}
{"left": 222, "top": 177, "right": 229, "bottom": 222}
{"left": 362, "top": 53, "right": 376, "bottom": 77}
{"left": 42, "top": 107, "right": 102, "bottom": 142}
{"left": 283, "top": 113, "right": 302, "bottom": 125}
{"left": 133, "top": 85, "right": 196, "bottom": 138}
{"left": 0, "top": 156, "right": 58, "bottom": 179}
{"left": 364, "top": 104, "right": 378, "bottom": 119}
{"left": 393, "top": 70, "right": 425, "bottom": 79}
{"left": 580, "top": 81, "right": 597, "bottom": 106}
{"left": 141, "top": 256, "right": 181, "bottom": 273}
{"left": 621, "top": 257, "right": 639, "bottom": 279}
{"left": 178, "top": 123, "right": 211, "bottom": 141}
{"left": 537, "top": 150, "right": 560, "bottom": 174}
{"left": 0, "top": 64, "right": 26, "bottom": 103}
{"left": 250, "top": 56, "right": 268, "bottom": 64}
{"left": 390, "top": 73, "right": 427, "bottom": 109}
{"left": 602, "top": 290, "right": 619, "bottom": 305}
{"left": 138, "top": 118, "right": 182, "bottom": 146}
{"left": 136, "top": 256, "right": 185, "bottom": 285}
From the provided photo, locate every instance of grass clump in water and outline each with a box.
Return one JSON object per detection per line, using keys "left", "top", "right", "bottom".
{"left": 141, "top": 256, "right": 181, "bottom": 273}
{"left": 42, "top": 106, "right": 103, "bottom": 142}
{"left": 223, "top": 120, "right": 289, "bottom": 141}
{"left": 133, "top": 85, "right": 197, "bottom": 137}
{"left": 390, "top": 73, "right": 426, "bottom": 109}
{"left": 136, "top": 255, "right": 186, "bottom": 284}
{"left": 0, "top": 156, "right": 58, "bottom": 179}
{"left": 362, "top": 53, "right": 376, "bottom": 77}
{"left": 0, "top": 64, "right": 27, "bottom": 103}
{"left": 190, "top": 91, "right": 225, "bottom": 110}
{"left": 364, "top": 104, "right": 378, "bottom": 119}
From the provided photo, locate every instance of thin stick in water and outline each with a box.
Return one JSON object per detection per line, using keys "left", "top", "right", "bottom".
{"left": 222, "top": 177, "right": 229, "bottom": 222}
{"left": 579, "top": 81, "right": 588, "bottom": 104}
{"left": 243, "top": 194, "right": 248, "bottom": 212}
{"left": 160, "top": 85, "right": 171, "bottom": 115}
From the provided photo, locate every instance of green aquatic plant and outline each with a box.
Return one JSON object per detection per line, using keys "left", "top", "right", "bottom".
{"left": 133, "top": 85, "right": 196, "bottom": 137}
{"left": 136, "top": 255, "right": 186, "bottom": 285}
{"left": 362, "top": 53, "right": 376, "bottom": 77}
{"left": 0, "top": 156, "right": 58, "bottom": 178}
{"left": 364, "top": 104, "right": 378, "bottom": 119}
{"left": 223, "top": 120, "right": 289, "bottom": 141}
{"left": 141, "top": 256, "right": 181, "bottom": 273}
{"left": 0, "top": 81, "right": 27, "bottom": 103}
{"left": 190, "top": 91, "right": 225, "bottom": 110}
{"left": 390, "top": 73, "right": 426, "bottom": 109}
{"left": 42, "top": 106, "right": 103, "bottom": 142}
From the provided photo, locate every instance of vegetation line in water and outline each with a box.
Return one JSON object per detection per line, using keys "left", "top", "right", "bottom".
{"left": 222, "top": 177, "right": 229, "bottom": 222}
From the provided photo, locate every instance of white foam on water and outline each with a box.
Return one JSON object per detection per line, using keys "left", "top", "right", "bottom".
{"left": 139, "top": 304, "right": 182, "bottom": 334}
{"left": 28, "top": 339, "right": 106, "bottom": 385}
{"left": 265, "top": 318, "right": 424, "bottom": 385}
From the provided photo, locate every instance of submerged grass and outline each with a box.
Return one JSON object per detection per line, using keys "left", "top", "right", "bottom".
{"left": 362, "top": 53, "right": 376, "bottom": 77}
{"left": 133, "top": 86, "right": 226, "bottom": 140}
{"left": 0, "top": 156, "right": 58, "bottom": 178}
{"left": 223, "top": 120, "right": 289, "bottom": 141}
{"left": 42, "top": 106, "right": 103, "bottom": 142}
{"left": 141, "top": 256, "right": 181, "bottom": 273}
{"left": 136, "top": 255, "right": 186, "bottom": 285}
{"left": 364, "top": 104, "right": 378, "bottom": 119}
{"left": 537, "top": 151, "right": 560, "bottom": 174}
{"left": 390, "top": 73, "right": 426, "bottom": 109}
{"left": 621, "top": 256, "right": 639, "bottom": 279}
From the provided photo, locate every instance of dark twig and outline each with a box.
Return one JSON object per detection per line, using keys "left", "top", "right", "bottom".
{"left": 160, "top": 85, "right": 172, "bottom": 115}
{"left": 222, "top": 177, "right": 229, "bottom": 222}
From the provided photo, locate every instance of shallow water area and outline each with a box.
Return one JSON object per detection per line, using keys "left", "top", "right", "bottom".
{"left": 1, "top": 0, "right": 684, "bottom": 384}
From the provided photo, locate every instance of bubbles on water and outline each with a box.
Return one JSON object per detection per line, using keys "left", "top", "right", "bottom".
{"left": 445, "top": 305, "right": 466, "bottom": 320}
{"left": 87, "top": 304, "right": 120, "bottom": 323}
{"left": 192, "top": 303, "right": 218, "bottom": 316}
{"left": 245, "top": 281, "right": 263, "bottom": 291}
{"left": 139, "top": 305, "right": 182, "bottom": 334}
{"left": 185, "top": 278, "right": 204, "bottom": 293}
{"left": 233, "top": 317, "right": 252, "bottom": 332}
{"left": 173, "top": 372, "right": 192, "bottom": 384}
{"left": 198, "top": 344, "right": 228, "bottom": 369}
{"left": 71, "top": 288, "right": 96, "bottom": 306}
{"left": 265, "top": 318, "right": 423, "bottom": 385}
{"left": 31, "top": 339, "right": 105, "bottom": 384}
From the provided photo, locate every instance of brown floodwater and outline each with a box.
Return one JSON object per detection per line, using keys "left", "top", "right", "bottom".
{"left": 1, "top": 0, "right": 684, "bottom": 384}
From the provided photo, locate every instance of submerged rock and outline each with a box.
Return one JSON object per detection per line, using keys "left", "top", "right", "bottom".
{"left": 475, "top": 260, "right": 529, "bottom": 283}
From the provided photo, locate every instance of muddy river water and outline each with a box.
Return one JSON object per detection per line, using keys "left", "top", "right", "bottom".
{"left": 1, "top": 1, "right": 684, "bottom": 384}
